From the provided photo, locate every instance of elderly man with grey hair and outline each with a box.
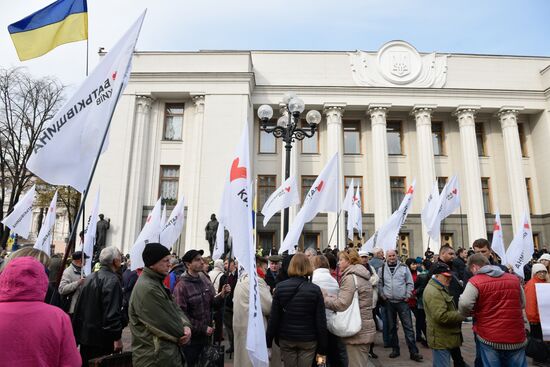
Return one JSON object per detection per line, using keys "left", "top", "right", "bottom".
{"left": 73, "top": 246, "right": 126, "bottom": 365}
{"left": 378, "top": 249, "right": 422, "bottom": 362}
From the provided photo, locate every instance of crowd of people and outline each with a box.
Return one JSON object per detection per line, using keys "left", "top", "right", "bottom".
{"left": 0, "top": 238, "right": 549, "bottom": 367}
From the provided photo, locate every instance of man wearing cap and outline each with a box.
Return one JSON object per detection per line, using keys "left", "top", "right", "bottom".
{"left": 459, "top": 253, "right": 527, "bottom": 367}
{"left": 174, "top": 249, "right": 231, "bottom": 366}
{"left": 423, "top": 263, "right": 465, "bottom": 367}
{"left": 265, "top": 255, "right": 282, "bottom": 293}
{"left": 129, "top": 243, "right": 192, "bottom": 366}
{"left": 59, "top": 251, "right": 87, "bottom": 315}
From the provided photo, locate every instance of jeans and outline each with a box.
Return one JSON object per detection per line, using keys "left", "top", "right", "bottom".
{"left": 478, "top": 342, "right": 527, "bottom": 367}
{"left": 433, "top": 349, "right": 452, "bottom": 367}
{"left": 386, "top": 301, "right": 419, "bottom": 355}
{"left": 327, "top": 332, "right": 348, "bottom": 367}
{"left": 379, "top": 304, "right": 391, "bottom": 347}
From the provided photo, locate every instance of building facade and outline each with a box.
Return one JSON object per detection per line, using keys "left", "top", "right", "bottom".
{"left": 89, "top": 40, "right": 550, "bottom": 258}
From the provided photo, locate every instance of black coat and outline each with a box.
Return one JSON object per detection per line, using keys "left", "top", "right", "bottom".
{"left": 72, "top": 266, "right": 125, "bottom": 348}
{"left": 452, "top": 257, "right": 467, "bottom": 283}
{"left": 265, "top": 269, "right": 278, "bottom": 293}
{"left": 266, "top": 277, "right": 327, "bottom": 355}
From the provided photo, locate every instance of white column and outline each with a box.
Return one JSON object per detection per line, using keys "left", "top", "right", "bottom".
{"left": 324, "top": 104, "right": 345, "bottom": 249}
{"left": 123, "top": 95, "right": 153, "bottom": 253}
{"left": 498, "top": 107, "right": 530, "bottom": 231}
{"left": 456, "top": 106, "right": 487, "bottom": 244}
{"left": 368, "top": 104, "right": 392, "bottom": 230}
{"left": 412, "top": 105, "right": 437, "bottom": 252}
{"left": 185, "top": 95, "right": 205, "bottom": 253}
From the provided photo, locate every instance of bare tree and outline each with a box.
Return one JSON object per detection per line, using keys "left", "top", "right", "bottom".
{"left": 34, "top": 179, "right": 81, "bottom": 237}
{"left": 0, "top": 67, "right": 64, "bottom": 248}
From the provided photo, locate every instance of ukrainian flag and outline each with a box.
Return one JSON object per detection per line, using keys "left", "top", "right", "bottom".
{"left": 8, "top": 0, "right": 88, "bottom": 61}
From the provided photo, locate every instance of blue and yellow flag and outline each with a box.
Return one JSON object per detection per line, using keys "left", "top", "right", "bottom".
{"left": 8, "top": 0, "right": 88, "bottom": 61}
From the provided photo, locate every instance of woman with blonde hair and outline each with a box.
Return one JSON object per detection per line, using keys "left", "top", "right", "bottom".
{"left": 324, "top": 248, "right": 376, "bottom": 366}
{"left": 266, "top": 253, "right": 327, "bottom": 367}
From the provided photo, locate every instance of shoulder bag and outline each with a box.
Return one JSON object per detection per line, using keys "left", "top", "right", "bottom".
{"left": 327, "top": 274, "right": 361, "bottom": 338}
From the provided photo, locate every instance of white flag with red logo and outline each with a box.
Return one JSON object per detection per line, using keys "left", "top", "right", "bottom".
{"left": 218, "top": 126, "right": 269, "bottom": 367}
{"left": 34, "top": 190, "right": 58, "bottom": 255}
{"left": 261, "top": 176, "right": 300, "bottom": 227}
{"left": 427, "top": 175, "right": 460, "bottom": 243}
{"left": 421, "top": 181, "right": 439, "bottom": 231}
{"left": 362, "top": 180, "right": 416, "bottom": 253}
{"left": 160, "top": 196, "right": 185, "bottom": 250}
{"left": 130, "top": 197, "right": 162, "bottom": 270}
{"left": 491, "top": 210, "right": 506, "bottom": 265}
{"left": 2, "top": 184, "right": 36, "bottom": 239}
{"left": 506, "top": 212, "right": 533, "bottom": 278}
{"left": 280, "top": 153, "right": 339, "bottom": 254}
{"left": 342, "top": 178, "right": 355, "bottom": 213}
{"left": 26, "top": 12, "right": 146, "bottom": 192}
{"left": 83, "top": 189, "right": 100, "bottom": 276}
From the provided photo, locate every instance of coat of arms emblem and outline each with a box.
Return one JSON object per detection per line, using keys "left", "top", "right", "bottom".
{"left": 390, "top": 51, "right": 410, "bottom": 77}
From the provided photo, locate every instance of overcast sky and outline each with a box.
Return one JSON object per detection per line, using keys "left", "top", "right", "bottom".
{"left": 1, "top": 0, "right": 549, "bottom": 89}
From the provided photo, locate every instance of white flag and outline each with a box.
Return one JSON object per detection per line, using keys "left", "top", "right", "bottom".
{"left": 491, "top": 210, "right": 506, "bottom": 266}
{"left": 362, "top": 180, "right": 416, "bottom": 253}
{"left": 130, "top": 198, "right": 162, "bottom": 270}
{"left": 160, "top": 204, "right": 167, "bottom": 229}
{"left": 342, "top": 179, "right": 355, "bottom": 213}
{"left": 34, "top": 190, "right": 57, "bottom": 255}
{"left": 160, "top": 196, "right": 185, "bottom": 250}
{"left": 2, "top": 185, "right": 35, "bottom": 239}
{"left": 261, "top": 176, "right": 300, "bottom": 227}
{"left": 212, "top": 219, "right": 225, "bottom": 260}
{"left": 352, "top": 185, "right": 363, "bottom": 239}
{"left": 218, "top": 126, "right": 268, "bottom": 367}
{"left": 427, "top": 175, "right": 460, "bottom": 242}
{"left": 280, "top": 153, "right": 339, "bottom": 254}
{"left": 506, "top": 212, "right": 533, "bottom": 278}
{"left": 421, "top": 181, "right": 439, "bottom": 231}
{"left": 83, "top": 190, "right": 100, "bottom": 276}
{"left": 26, "top": 12, "right": 146, "bottom": 192}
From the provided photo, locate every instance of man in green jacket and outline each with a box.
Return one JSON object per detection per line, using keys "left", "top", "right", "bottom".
{"left": 423, "top": 263, "right": 465, "bottom": 367}
{"left": 129, "top": 243, "right": 192, "bottom": 366}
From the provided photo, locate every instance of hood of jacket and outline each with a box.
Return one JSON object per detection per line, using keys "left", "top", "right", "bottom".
{"left": 0, "top": 256, "right": 48, "bottom": 302}
{"left": 477, "top": 264, "right": 505, "bottom": 278}
{"left": 343, "top": 263, "right": 371, "bottom": 282}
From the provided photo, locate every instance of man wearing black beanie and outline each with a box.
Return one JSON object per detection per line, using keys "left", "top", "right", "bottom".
{"left": 129, "top": 243, "right": 192, "bottom": 366}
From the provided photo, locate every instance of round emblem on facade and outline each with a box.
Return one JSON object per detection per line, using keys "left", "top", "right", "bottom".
{"left": 377, "top": 41, "right": 422, "bottom": 85}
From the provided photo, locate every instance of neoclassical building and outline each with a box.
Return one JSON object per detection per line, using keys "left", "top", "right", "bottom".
{"left": 89, "top": 40, "right": 550, "bottom": 258}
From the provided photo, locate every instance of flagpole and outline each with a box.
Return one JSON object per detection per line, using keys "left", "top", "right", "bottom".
{"left": 55, "top": 85, "right": 125, "bottom": 288}
{"left": 81, "top": 38, "right": 91, "bottom": 249}
{"left": 336, "top": 154, "right": 341, "bottom": 250}
{"left": 328, "top": 209, "right": 343, "bottom": 248}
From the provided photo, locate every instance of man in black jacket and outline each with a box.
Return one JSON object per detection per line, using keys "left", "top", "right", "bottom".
{"left": 73, "top": 246, "right": 126, "bottom": 364}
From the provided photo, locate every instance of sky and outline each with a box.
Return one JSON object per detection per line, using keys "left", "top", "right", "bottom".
{"left": 1, "top": 0, "right": 549, "bottom": 90}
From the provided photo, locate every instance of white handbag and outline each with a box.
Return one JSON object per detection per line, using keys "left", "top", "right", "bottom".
{"left": 327, "top": 274, "right": 362, "bottom": 337}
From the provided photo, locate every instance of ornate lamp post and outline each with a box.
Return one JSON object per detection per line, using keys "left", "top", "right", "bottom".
{"left": 257, "top": 92, "right": 322, "bottom": 239}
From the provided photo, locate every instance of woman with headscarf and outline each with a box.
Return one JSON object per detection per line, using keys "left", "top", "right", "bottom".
{"left": 0, "top": 256, "right": 81, "bottom": 366}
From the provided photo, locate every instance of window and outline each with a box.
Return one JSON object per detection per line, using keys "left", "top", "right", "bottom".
{"left": 437, "top": 177, "right": 448, "bottom": 193}
{"left": 397, "top": 233, "right": 410, "bottom": 259}
{"left": 390, "top": 177, "right": 406, "bottom": 212}
{"left": 258, "top": 232, "right": 275, "bottom": 254}
{"left": 163, "top": 104, "right": 184, "bottom": 141}
{"left": 259, "top": 122, "right": 276, "bottom": 153}
{"left": 343, "top": 121, "right": 361, "bottom": 154}
{"left": 481, "top": 177, "right": 492, "bottom": 214}
{"left": 159, "top": 166, "right": 180, "bottom": 205}
{"left": 432, "top": 122, "right": 444, "bottom": 156}
{"left": 387, "top": 121, "right": 403, "bottom": 155}
{"left": 258, "top": 175, "right": 277, "bottom": 209}
{"left": 301, "top": 120, "right": 319, "bottom": 154}
{"left": 475, "top": 123, "right": 487, "bottom": 156}
{"left": 526, "top": 178, "right": 534, "bottom": 213}
{"left": 301, "top": 176, "right": 317, "bottom": 201}
{"left": 344, "top": 176, "right": 364, "bottom": 211}
{"left": 518, "top": 123, "right": 528, "bottom": 157}
{"left": 300, "top": 232, "right": 320, "bottom": 252}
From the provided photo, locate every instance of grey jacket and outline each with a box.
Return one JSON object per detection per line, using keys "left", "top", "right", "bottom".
{"left": 58, "top": 263, "right": 83, "bottom": 314}
{"left": 377, "top": 261, "right": 413, "bottom": 302}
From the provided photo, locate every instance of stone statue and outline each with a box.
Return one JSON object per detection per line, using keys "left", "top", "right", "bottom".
{"left": 205, "top": 214, "right": 219, "bottom": 256}
{"left": 95, "top": 214, "right": 110, "bottom": 251}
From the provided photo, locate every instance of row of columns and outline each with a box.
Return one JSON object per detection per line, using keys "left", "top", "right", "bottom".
{"left": 306, "top": 103, "right": 530, "bottom": 252}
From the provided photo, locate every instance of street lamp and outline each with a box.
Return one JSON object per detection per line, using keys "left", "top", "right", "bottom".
{"left": 257, "top": 93, "right": 322, "bottom": 241}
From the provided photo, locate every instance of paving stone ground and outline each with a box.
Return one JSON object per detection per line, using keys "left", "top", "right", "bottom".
{"left": 121, "top": 321, "right": 537, "bottom": 366}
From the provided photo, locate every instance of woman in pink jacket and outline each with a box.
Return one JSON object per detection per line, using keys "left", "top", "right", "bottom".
{"left": 0, "top": 256, "right": 81, "bottom": 367}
